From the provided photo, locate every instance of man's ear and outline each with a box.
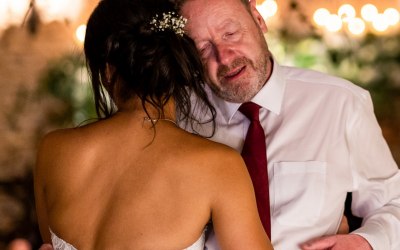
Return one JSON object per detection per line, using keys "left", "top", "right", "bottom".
{"left": 249, "top": 1, "right": 268, "bottom": 33}
{"left": 249, "top": 0, "right": 256, "bottom": 7}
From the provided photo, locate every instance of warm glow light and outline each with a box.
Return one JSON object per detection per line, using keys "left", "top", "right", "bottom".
{"left": 35, "top": 0, "right": 83, "bottom": 23}
{"left": 372, "top": 13, "right": 389, "bottom": 31}
{"left": 0, "top": 1, "right": 11, "bottom": 29}
{"left": 0, "top": 0, "right": 30, "bottom": 30}
{"left": 9, "top": 0, "right": 29, "bottom": 14}
{"left": 312, "top": 3, "right": 398, "bottom": 35}
{"left": 313, "top": 8, "right": 330, "bottom": 26}
{"left": 383, "top": 8, "right": 400, "bottom": 26}
{"left": 338, "top": 4, "right": 356, "bottom": 21}
{"left": 75, "top": 24, "right": 86, "bottom": 43}
{"left": 347, "top": 17, "right": 366, "bottom": 35}
{"left": 0, "top": 0, "right": 83, "bottom": 33}
{"left": 361, "top": 4, "right": 378, "bottom": 22}
{"left": 257, "top": 0, "right": 278, "bottom": 20}
{"left": 326, "top": 14, "right": 343, "bottom": 32}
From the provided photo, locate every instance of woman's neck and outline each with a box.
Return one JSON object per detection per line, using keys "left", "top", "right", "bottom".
{"left": 117, "top": 98, "right": 176, "bottom": 122}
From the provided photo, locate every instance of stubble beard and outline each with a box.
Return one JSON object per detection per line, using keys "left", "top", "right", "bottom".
{"left": 209, "top": 53, "right": 269, "bottom": 103}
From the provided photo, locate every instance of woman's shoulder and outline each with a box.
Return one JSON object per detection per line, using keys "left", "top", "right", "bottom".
{"left": 40, "top": 118, "right": 110, "bottom": 147}
{"left": 39, "top": 125, "right": 92, "bottom": 152}
{"left": 37, "top": 122, "right": 103, "bottom": 168}
{"left": 178, "top": 133, "right": 247, "bottom": 180}
{"left": 187, "top": 133, "right": 244, "bottom": 163}
{"left": 35, "top": 122, "right": 108, "bottom": 190}
{"left": 38, "top": 128, "right": 75, "bottom": 153}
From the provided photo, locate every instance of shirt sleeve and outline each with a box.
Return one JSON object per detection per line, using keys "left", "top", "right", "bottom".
{"left": 346, "top": 91, "right": 400, "bottom": 250}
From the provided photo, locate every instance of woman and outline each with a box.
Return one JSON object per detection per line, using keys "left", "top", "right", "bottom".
{"left": 34, "top": 0, "right": 272, "bottom": 249}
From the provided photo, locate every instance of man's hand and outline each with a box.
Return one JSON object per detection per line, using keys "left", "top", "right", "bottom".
{"left": 38, "top": 243, "right": 54, "bottom": 250}
{"left": 299, "top": 234, "right": 372, "bottom": 250}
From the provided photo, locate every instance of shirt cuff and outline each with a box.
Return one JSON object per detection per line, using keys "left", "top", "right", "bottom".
{"left": 352, "top": 220, "right": 390, "bottom": 250}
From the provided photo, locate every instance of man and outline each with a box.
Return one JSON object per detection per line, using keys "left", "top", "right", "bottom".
{"left": 174, "top": 0, "right": 400, "bottom": 249}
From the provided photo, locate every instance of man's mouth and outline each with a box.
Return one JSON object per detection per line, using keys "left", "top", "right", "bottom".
{"left": 223, "top": 66, "right": 246, "bottom": 81}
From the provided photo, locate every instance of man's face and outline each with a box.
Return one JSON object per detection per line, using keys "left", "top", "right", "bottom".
{"left": 181, "top": 0, "right": 272, "bottom": 103}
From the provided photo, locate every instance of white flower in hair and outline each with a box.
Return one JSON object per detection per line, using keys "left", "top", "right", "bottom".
{"left": 149, "top": 11, "right": 187, "bottom": 36}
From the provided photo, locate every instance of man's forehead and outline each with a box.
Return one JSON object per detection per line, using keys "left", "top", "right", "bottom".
{"left": 180, "top": 0, "right": 242, "bottom": 13}
{"left": 181, "top": 0, "right": 244, "bottom": 23}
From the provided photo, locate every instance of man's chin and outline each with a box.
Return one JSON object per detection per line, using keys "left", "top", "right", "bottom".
{"left": 214, "top": 87, "right": 255, "bottom": 103}
{"left": 207, "top": 79, "right": 253, "bottom": 102}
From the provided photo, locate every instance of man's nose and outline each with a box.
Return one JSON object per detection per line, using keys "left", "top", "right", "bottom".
{"left": 214, "top": 43, "right": 235, "bottom": 65}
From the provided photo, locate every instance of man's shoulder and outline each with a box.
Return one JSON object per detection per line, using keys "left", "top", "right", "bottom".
{"left": 281, "top": 65, "right": 369, "bottom": 100}
{"left": 282, "top": 65, "right": 352, "bottom": 88}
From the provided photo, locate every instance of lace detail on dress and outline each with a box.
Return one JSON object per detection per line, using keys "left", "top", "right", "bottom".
{"left": 50, "top": 228, "right": 77, "bottom": 250}
{"left": 49, "top": 228, "right": 205, "bottom": 250}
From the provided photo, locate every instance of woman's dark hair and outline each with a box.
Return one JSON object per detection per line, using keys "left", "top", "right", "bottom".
{"left": 84, "top": 0, "right": 215, "bottom": 135}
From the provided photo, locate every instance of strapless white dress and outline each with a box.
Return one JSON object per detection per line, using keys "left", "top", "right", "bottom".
{"left": 50, "top": 228, "right": 206, "bottom": 250}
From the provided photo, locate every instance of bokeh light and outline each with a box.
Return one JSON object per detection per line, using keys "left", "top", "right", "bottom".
{"left": 383, "top": 8, "right": 400, "bottom": 26}
{"left": 326, "top": 14, "right": 343, "bottom": 32}
{"left": 257, "top": 0, "right": 278, "bottom": 20}
{"left": 347, "top": 17, "right": 366, "bottom": 35}
{"left": 338, "top": 4, "right": 356, "bottom": 22}
{"left": 361, "top": 4, "right": 378, "bottom": 22}
{"left": 75, "top": 24, "right": 86, "bottom": 44}
{"left": 313, "top": 8, "right": 331, "bottom": 26}
{"left": 372, "top": 13, "right": 390, "bottom": 32}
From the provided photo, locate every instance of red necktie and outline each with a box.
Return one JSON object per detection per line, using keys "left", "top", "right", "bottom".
{"left": 239, "top": 102, "right": 271, "bottom": 238}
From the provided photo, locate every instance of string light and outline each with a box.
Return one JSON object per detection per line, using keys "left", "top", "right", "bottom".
{"left": 313, "top": 8, "right": 331, "bottom": 26}
{"left": 384, "top": 8, "right": 400, "bottom": 26}
{"left": 361, "top": 4, "right": 379, "bottom": 22}
{"left": 372, "top": 13, "right": 390, "bottom": 32}
{"left": 313, "top": 3, "right": 399, "bottom": 35}
{"left": 347, "top": 17, "right": 366, "bottom": 35}
{"left": 326, "top": 14, "right": 343, "bottom": 32}
{"left": 338, "top": 4, "right": 356, "bottom": 22}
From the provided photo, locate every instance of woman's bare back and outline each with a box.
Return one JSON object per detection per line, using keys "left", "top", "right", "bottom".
{"left": 36, "top": 112, "right": 247, "bottom": 249}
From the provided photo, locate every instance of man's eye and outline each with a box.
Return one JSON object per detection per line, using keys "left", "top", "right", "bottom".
{"left": 224, "top": 31, "right": 238, "bottom": 40}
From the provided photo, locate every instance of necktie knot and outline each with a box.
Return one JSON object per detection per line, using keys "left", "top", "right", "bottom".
{"left": 239, "top": 102, "right": 261, "bottom": 122}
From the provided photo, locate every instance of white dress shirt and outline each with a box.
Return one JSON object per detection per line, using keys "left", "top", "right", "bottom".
{"left": 184, "top": 61, "right": 400, "bottom": 250}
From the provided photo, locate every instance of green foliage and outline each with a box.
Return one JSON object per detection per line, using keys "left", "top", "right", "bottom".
{"left": 38, "top": 53, "right": 96, "bottom": 128}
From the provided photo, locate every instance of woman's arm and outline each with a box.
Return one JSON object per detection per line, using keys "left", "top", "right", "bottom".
{"left": 34, "top": 135, "right": 53, "bottom": 243}
{"left": 210, "top": 149, "right": 273, "bottom": 250}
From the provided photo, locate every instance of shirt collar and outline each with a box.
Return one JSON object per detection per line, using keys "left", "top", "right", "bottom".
{"left": 209, "top": 59, "right": 286, "bottom": 124}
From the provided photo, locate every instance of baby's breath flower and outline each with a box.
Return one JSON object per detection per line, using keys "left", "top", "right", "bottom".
{"left": 149, "top": 11, "right": 187, "bottom": 36}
